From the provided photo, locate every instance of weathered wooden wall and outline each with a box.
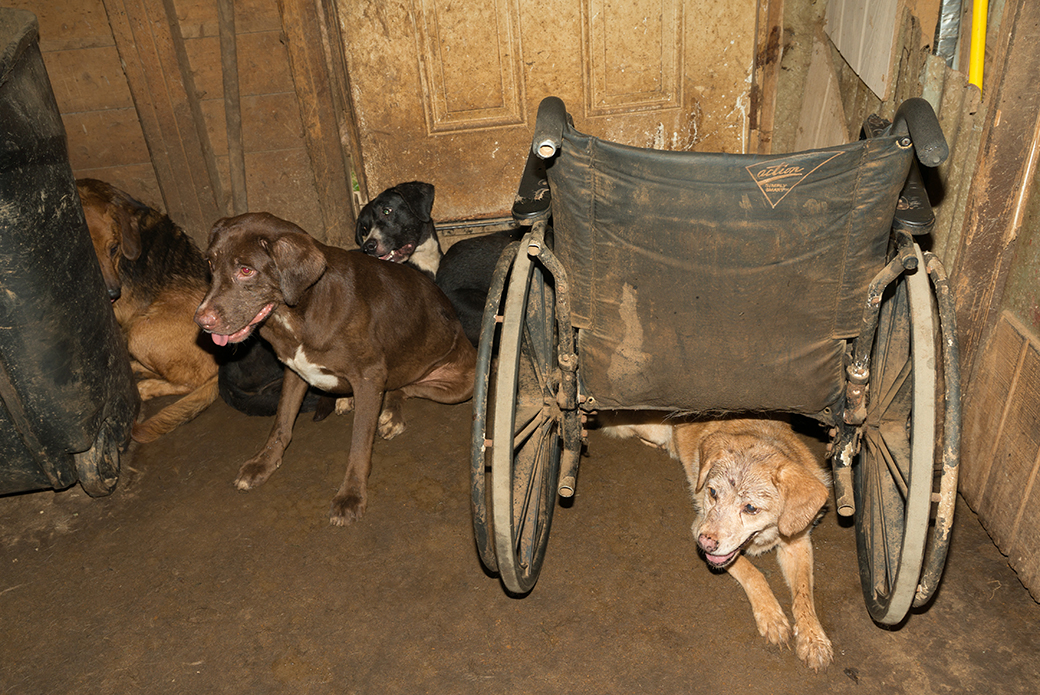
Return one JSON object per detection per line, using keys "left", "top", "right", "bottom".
{"left": 21, "top": 0, "right": 161, "bottom": 205}
{"left": 15, "top": 0, "right": 335, "bottom": 245}
{"left": 955, "top": 0, "right": 1040, "bottom": 602}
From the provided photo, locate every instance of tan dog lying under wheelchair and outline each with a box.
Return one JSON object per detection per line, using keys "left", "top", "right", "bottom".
{"left": 194, "top": 212, "right": 476, "bottom": 526}
{"left": 604, "top": 416, "right": 833, "bottom": 670}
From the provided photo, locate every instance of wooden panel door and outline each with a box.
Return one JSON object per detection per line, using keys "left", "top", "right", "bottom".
{"left": 336, "top": 0, "right": 759, "bottom": 222}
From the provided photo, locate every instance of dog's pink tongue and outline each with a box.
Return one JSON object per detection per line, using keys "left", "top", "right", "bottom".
{"left": 208, "top": 303, "right": 274, "bottom": 347}
{"left": 706, "top": 550, "right": 737, "bottom": 566}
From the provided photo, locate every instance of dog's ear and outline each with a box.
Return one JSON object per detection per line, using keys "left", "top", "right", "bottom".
{"left": 693, "top": 431, "right": 733, "bottom": 491}
{"left": 208, "top": 217, "right": 232, "bottom": 248}
{"left": 394, "top": 181, "right": 435, "bottom": 222}
{"left": 114, "top": 203, "right": 142, "bottom": 261}
{"left": 775, "top": 463, "right": 829, "bottom": 537}
{"left": 270, "top": 234, "right": 327, "bottom": 306}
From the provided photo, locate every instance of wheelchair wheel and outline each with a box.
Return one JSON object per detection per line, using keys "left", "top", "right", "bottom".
{"left": 471, "top": 241, "right": 521, "bottom": 573}
{"left": 488, "top": 232, "right": 563, "bottom": 595}
{"left": 854, "top": 243, "right": 935, "bottom": 625}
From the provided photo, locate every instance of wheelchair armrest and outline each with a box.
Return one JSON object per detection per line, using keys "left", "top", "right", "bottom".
{"left": 512, "top": 146, "right": 551, "bottom": 222}
{"left": 532, "top": 96, "right": 568, "bottom": 159}
{"left": 892, "top": 97, "right": 949, "bottom": 168}
{"left": 893, "top": 158, "right": 935, "bottom": 235}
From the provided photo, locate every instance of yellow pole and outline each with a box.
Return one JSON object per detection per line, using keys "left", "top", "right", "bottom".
{"left": 969, "top": 0, "right": 988, "bottom": 91}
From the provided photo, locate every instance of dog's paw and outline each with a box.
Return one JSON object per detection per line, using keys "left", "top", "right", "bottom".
{"left": 377, "top": 409, "right": 406, "bottom": 440}
{"left": 795, "top": 624, "right": 833, "bottom": 671}
{"left": 234, "top": 459, "right": 278, "bottom": 490}
{"left": 334, "top": 397, "right": 354, "bottom": 416}
{"left": 753, "top": 604, "right": 792, "bottom": 648}
{"left": 329, "top": 492, "right": 367, "bottom": 526}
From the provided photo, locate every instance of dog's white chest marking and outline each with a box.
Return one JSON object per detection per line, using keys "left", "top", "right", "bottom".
{"left": 410, "top": 235, "right": 442, "bottom": 276}
{"left": 285, "top": 346, "right": 340, "bottom": 391}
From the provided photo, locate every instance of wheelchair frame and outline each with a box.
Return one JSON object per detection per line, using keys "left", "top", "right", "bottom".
{"left": 471, "top": 96, "right": 961, "bottom": 627}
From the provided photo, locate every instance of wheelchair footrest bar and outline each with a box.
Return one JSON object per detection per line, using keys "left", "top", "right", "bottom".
{"left": 557, "top": 447, "right": 581, "bottom": 498}
{"left": 834, "top": 465, "right": 855, "bottom": 517}
{"left": 829, "top": 424, "right": 860, "bottom": 517}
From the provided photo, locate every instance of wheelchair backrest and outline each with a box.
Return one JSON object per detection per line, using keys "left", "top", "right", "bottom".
{"left": 548, "top": 127, "right": 914, "bottom": 417}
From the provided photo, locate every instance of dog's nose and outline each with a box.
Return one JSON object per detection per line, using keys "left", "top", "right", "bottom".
{"left": 362, "top": 239, "right": 378, "bottom": 255}
{"left": 107, "top": 286, "right": 121, "bottom": 302}
{"left": 698, "top": 534, "right": 718, "bottom": 553}
{"left": 194, "top": 305, "right": 218, "bottom": 330}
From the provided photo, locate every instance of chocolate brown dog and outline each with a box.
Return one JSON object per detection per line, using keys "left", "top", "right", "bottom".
{"left": 194, "top": 212, "right": 476, "bottom": 525}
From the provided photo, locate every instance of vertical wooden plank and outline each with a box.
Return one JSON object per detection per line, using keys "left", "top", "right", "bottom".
{"left": 1011, "top": 438, "right": 1040, "bottom": 602}
{"left": 316, "top": 0, "right": 366, "bottom": 206}
{"left": 824, "top": 0, "right": 900, "bottom": 100}
{"left": 749, "top": 0, "right": 783, "bottom": 154}
{"left": 978, "top": 334, "right": 1040, "bottom": 551}
{"left": 1008, "top": 341, "right": 1040, "bottom": 548}
{"left": 103, "top": 0, "right": 223, "bottom": 234}
{"left": 217, "top": 0, "right": 247, "bottom": 215}
{"left": 961, "top": 315, "right": 1026, "bottom": 510}
{"left": 951, "top": 0, "right": 1040, "bottom": 379}
{"left": 793, "top": 32, "right": 848, "bottom": 150}
{"left": 929, "top": 62, "right": 983, "bottom": 269}
{"left": 881, "top": 7, "right": 923, "bottom": 121}
{"left": 278, "top": 0, "right": 355, "bottom": 245}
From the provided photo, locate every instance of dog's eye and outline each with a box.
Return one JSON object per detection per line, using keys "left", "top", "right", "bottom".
{"left": 707, "top": 487, "right": 717, "bottom": 500}
{"left": 108, "top": 244, "right": 119, "bottom": 260}
{"left": 743, "top": 503, "right": 759, "bottom": 515}
{"left": 381, "top": 207, "right": 391, "bottom": 216}
{"left": 237, "top": 266, "right": 255, "bottom": 279}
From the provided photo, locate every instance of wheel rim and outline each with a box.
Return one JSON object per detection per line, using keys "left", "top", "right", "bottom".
{"left": 855, "top": 245, "right": 936, "bottom": 625}
{"left": 491, "top": 241, "right": 562, "bottom": 595}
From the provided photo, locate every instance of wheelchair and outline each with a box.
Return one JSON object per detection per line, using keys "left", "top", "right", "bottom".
{"left": 470, "top": 96, "right": 961, "bottom": 626}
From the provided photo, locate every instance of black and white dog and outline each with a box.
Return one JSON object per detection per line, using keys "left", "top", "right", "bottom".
{"left": 356, "top": 180, "right": 521, "bottom": 347}
{"left": 355, "top": 181, "right": 441, "bottom": 279}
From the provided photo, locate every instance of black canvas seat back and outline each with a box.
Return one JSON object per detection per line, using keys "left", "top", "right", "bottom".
{"left": 548, "top": 127, "right": 914, "bottom": 416}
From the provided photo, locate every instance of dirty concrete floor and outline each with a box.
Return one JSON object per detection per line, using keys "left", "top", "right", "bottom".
{"left": 2, "top": 396, "right": 1039, "bottom": 694}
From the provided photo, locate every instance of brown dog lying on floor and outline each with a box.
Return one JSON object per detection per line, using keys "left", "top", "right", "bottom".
{"left": 77, "top": 178, "right": 219, "bottom": 443}
{"left": 603, "top": 416, "right": 833, "bottom": 670}
{"left": 194, "top": 212, "right": 476, "bottom": 525}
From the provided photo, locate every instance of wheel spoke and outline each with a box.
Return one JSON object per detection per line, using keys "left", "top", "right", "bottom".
{"left": 865, "top": 426, "right": 909, "bottom": 500}
{"left": 874, "top": 356, "right": 911, "bottom": 424}
{"left": 521, "top": 283, "right": 555, "bottom": 394}
{"left": 867, "top": 456, "right": 892, "bottom": 596}
{"left": 514, "top": 405, "right": 549, "bottom": 449}
{"left": 515, "top": 429, "right": 552, "bottom": 564}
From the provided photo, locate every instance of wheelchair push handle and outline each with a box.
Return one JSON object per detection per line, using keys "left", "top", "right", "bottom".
{"left": 532, "top": 96, "right": 568, "bottom": 159}
{"left": 892, "top": 97, "right": 949, "bottom": 168}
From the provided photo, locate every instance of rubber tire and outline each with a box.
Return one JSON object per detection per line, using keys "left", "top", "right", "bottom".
{"left": 489, "top": 238, "right": 562, "bottom": 595}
